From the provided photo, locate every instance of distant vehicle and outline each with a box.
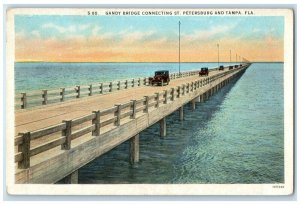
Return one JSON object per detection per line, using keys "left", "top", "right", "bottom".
{"left": 199, "top": 67, "right": 209, "bottom": 76}
{"left": 219, "top": 65, "right": 224, "bottom": 71}
{"left": 234, "top": 65, "right": 239, "bottom": 68}
{"left": 229, "top": 66, "right": 234, "bottom": 70}
{"left": 240, "top": 64, "right": 243, "bottom": 67}
{"left": 149, "top": 70, "right": 170, "bottom": 86}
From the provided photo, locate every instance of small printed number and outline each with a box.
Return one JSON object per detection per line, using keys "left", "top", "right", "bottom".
{"left": 273, "top": 185, "right": 284, "bottom": 188}
{"left": 88, "top": 11, "right": 98, "bottom": 15}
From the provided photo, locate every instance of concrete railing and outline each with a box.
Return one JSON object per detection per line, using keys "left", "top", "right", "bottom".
{"left": 14, "top": 67, "right": 243, "bottom": 170}
{"left": 15, "top": 69, "right": 211, "bottom": 110}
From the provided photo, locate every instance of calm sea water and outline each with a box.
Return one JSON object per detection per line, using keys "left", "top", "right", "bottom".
{"left": 15, "top": 62, "right": 231, "bottom": 92}
{"left": 16, "top": 62, "right": 283, "bottom": 184}
{"left": 76, "top": 63, "right": 283, "bottom": 184}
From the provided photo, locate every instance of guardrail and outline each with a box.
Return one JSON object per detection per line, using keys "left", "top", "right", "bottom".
{"left": 15, "top": 69, "right": 207, "bottom": 110}
{"left": 15, "top": 66, "right": 246, "bottom": 169}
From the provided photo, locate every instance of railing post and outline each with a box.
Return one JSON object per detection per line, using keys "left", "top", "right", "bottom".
{"left": 138, "top": 78, "right": 141, "bottom": 86}
{"left": 155, "top": 93, "right": 160, "bottom": 108}
{"left": 183, "top": 84, "right": 185, "bottom": 95}
{"left": 144, "top": 96, "right": 149, "bottom": 113}
{"left": 187, "top": 83, "right": 189, "bottom": 93}
{"left": 100, "top": 83, "right": 103, "bottom": 94}
{"left": 143, "top": 78, "right": 146, "bottom": 85}
{"left": 132, "top": 79, "right": 135, "bottom": 87}
{"left": 18, "top": 132, "right": 31, "bottom": 169}
{"left": 88, "top": 84, "right": 93, "bottom": 96}
{"left": 177, "top": 86, "right": 181, "bottom": 98}
{"left": 171, "top": 88, "right": 175, "bottom": 101}
{"left": 21, "top": 93, "right": 27, "bottom": 109}
{"left": 92, "top": 111, "right": 100, "bottom": 136}
{"left": 115, "top": 104, "right": 121, "bottom": 126}
{"left": 191, "top": 82, "right": 194, "bottom": 92}
{"left": 76, "top": 86, "right": 80, "bottom": 98}
{"left": 62, "top": 120, "right": 72, "bottom": 150}
{"left": 109, "top": 82, "right": 113, "bottom": 92}
{"left": 42, "top": 90, "right": 48, "bottom": 105}
{"left": 131, "top": 100, "right": 136, "bottom": 119}
{"left": 125, "top": 80, "right": 128, "bottom": 89}
{"left": 60, "top": 88, "right": 65, "bottom": 102}
{"left": 118, "top": 81, "right": 121, "bottom": 90}
{"left": 164, "top": 90, "right": 168, "bottom": 104}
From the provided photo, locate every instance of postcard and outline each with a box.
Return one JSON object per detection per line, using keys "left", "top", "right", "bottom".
{"left": 6, "top": 7, "right": 294, "bottom": 195}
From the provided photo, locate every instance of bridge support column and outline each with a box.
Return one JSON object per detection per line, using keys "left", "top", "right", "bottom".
{"left": 179, "top": 106, "right": 184, "bottom": 121}
{"left": 191, "top": 99, "right": 196, "bottom": 110}
{"left": 160, "top": 117, "right": 166, "bottom": 137}
{"left": 64, "top": 170, "right": 78, "bottom": 184}
{"left": 130, "top": 134, "right": 139, "bottom": 164}
{"left": 195, "top": 95, "right": 201, "bottom": 103}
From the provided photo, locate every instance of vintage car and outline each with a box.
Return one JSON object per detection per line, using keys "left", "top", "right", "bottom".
{"left": 148, "top": 70, "right": 170, "bottom": 86}
{"left": 229, "top": 65, "right": 234, "bottom": 70}
{"left": 234, "top": 65, "right": 239, "bottom": 68}
{"left": 219, "top": 65, "right": 224, "bottom": 71}
{"left": 199, "top": 67, "right": 209, "bottom": 76}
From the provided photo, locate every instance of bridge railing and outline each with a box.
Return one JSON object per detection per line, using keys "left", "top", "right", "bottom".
{"left": 15, "top": 69, "right": 211, "bottom": 110}
{"left": 15, "top": 66, "right": 247, "bottom": 169}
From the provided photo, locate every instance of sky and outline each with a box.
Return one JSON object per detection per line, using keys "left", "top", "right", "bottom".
{"left": 15, "top": 15, "right": 284, "bottom": 62}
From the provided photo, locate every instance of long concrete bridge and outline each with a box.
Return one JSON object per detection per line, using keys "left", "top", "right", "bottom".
{"left": 14, "top": 63, "right": 251, "bottom": 184}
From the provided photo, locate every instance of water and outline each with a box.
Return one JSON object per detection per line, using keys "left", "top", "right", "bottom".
{"left": 75, "top": 63, "right": 284, "bottom": 184}
{"left": 15, "top": 62, "right": 232, "bottom": 92}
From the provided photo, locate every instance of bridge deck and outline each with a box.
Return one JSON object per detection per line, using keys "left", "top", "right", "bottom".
{"left": 15, "top": 69, "right": 221, "bottom": 135}
{"left": 14, "top": 66, "right": 249, "bottom": 183}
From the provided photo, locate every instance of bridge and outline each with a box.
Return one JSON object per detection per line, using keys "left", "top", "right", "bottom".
{"left": 14, "top": 63, "right": 251, "bottom": 184}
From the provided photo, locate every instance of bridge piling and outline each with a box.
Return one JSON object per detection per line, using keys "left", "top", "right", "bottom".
{"left": 160, "top": 117, "right": 166, "bottom": 137}
{"left": 191, "top": 99, "right": 196, "bottom": 110}
{"left": 179, "top": 106, "right": 184, "bottom": 121}
{"left": 130, "top": 134, "right": 139, "bottom": 164}
{"left": 64, "top": 170, "right": 78, "bottom": 184}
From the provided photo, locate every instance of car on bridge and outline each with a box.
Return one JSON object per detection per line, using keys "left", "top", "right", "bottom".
{"left": 229, "top": 65, "right": 234, "bottom": 70}
{"left": 149, "top": 70, "right": 170, "bottom": 86}
{"left": 219, "top": 65, "right": 224, "bottom": 71}
{"left": 234, "top": 65, "right": 239, "bottom": 68}
{"left": 199, "top": 67, "right": 209, "bottom": 76}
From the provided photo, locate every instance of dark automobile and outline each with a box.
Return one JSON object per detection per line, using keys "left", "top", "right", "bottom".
{"left": 219, "top": 65, "right": 224, "bottom": 71}
{"left": 240, "top": 64, "right": 243, "bottom": 67}
{"left": 199, "top": 67, "right": 209, "bottom": 76}
{"left": 229, "top": 65, "right": 234, "bottom": 70}
{"left": 149, "top": 70, "right": 170, "bottom": 86}
{"left": 234, "top": 65, "right": 239, "bottom": 68}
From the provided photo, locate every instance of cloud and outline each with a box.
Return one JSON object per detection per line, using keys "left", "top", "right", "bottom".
{"left": 31, "top": 30, "right": 40, "bottom": 38}
{"left": 183, "top": 23, "right": 237, "bottom": 43}
{"left": 91, "top": 25, "right": 101, "bottom": 36}
{"left": 42, "top": 23, "right": 69, "bottom": 33}
{"left": 41, "top": 23, "right": 101, "bottom": 37}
